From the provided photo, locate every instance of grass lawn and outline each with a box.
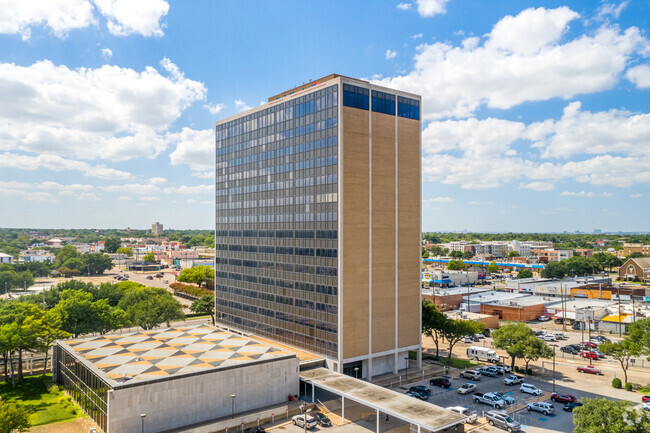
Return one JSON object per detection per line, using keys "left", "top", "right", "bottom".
{"left": 0, "top": 374, "right": 84, "bottom": 426}
{"left": 409, "top": 351, "right": 479, "bottom": 369}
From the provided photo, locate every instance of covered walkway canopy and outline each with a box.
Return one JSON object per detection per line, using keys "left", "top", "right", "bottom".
{"left": 300, "top": 368, "right": 465, "bottom": 432}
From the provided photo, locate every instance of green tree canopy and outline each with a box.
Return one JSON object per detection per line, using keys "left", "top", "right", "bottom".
{"left": 573, "top": 398, "right": 650, "bottom": 433}
{"left": 82, "top": 253, "right": 113, "bottom": 275}
{"left": 492, "top": 323, "right": 536, "bottom": 368}
{"left": 487, "top": 262, "right": 499, "bottom": 273}
{"left": 508, "top": 251, "right": 520, "bottom": 257}
{"left": 517, "top": 269, "right": 533, "bottom": 279}
{"left": 177, "top": 265, "right": 214, "bottom": 287}
{"left": 103, "top": 238, "right": 121, "bottom": 253}
{"left": 142, "top": 252, "right": 156, "bottom": 263}
{"left": 510, "top": 335, "right": 553, "bottom": 369}
{"left": 116, "top": 247, "right": 133, "bottom": 258}
{"left": 449, "top": 250, "right": 463, "bottom": 258}
{"left": 446, "top": 260, "right": 465, "bottom": 271}
{"left": 190, "top": 294, "right": 215, "bottom": 325}
{"left": 462, "top": 251, "right": 474, "bottom": 260}
{"left": 442, "top": 319, "right": 484, "bottom": 363}
{"left": 53, "top": 290, "right": 108, "bottom": 337}
{"left": 541, "top": 261, "right": 566, "bottom": 279}
{"left": 55, "top": 245, "right": 79, "bottom": 267}
{"left": 600, "top": 340, "right": 642, "bottom": 385}
{"left": 422, "top": 300, "right": 449, "bottom": 357}
{"left": 0, "top": 401, "right": 31, "bottom": 433}
{"left": 117, "top": 287, "right": 184, "bottom": 330}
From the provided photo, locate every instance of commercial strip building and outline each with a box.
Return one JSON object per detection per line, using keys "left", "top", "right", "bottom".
{"left": 214, "top": 74, "right": 422, "bottom": 379}
{"left": 422, "top": 287, "right": 492, "bottom": 311}
{"left": 53, "top": 324, "right": 299, "bottom": 433}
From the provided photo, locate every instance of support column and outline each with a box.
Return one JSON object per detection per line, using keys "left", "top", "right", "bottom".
{"left": 376, "top": 409, "right": 379, "bottom": 433}
{"left": 311, "top": 382, "right": 315, "bottom": 403}
{"left": 393, "top": 351, "right": 399, "bottom": 375}
{"left": 368, "top": 358, "right": 373, "bottom": 382}
{"left": 417, "top": 347, "right": 422, "bottom": 369}
{"left": 342, "top": 396, "right": 345, "bottom": 422}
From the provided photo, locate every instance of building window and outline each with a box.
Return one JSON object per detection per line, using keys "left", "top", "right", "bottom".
{"left": 371, "top": 90, "right": 395, "bottom": 115}
{"left": 343, "top": 84, "right": 369, "bottom": 110}
{"left": 398, "top": 96, "right": 420, "bottom": 120}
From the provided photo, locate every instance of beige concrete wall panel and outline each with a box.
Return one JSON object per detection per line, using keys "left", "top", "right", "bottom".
{"left": 371, "top": 112, "right": 397, "bottom": 354}
{"left": 397, "top": 118, "right": 421, "bottom": 348}
{"left": 342, "top": 106, "right": 370, "bottom": 359}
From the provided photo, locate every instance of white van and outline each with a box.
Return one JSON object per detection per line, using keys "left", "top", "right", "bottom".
{"left": 467, "top": 346, "right": 499, "bottom": 363}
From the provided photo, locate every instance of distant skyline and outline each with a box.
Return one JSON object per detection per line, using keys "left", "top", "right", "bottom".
{"left": 0, "top": 1, "right": 648, "bottom": 232}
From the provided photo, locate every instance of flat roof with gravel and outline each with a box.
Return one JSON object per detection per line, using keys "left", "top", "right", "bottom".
{"left": 58, "top": 324, "right": 295, "bottom": 388}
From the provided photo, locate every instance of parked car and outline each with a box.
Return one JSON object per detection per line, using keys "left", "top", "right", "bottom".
{"left": 311, "top": 412, "right": 331, "bottom": 427}
{"left": 579, "top": 351, "right": 599, "bottom": 360}
{"left": 447, "top": 407, "right": 477, "bottom": 423}
{"left": 643, "top": 402, "right": 650, "bottom": 412}
{"left": 504, "top": 374, "right": 524, "bottom": 385}
{"left": 592, "top": 335, "right": 611, "bottom": 343}
{"left": 572, "top": 322, "right": 583, "bottom": 330}
{"left": 462, "top": 336, "right": 473, "bottom": 343}
{"left": 563, "top": 402, "right": 583, "bottom": 412}
{"left": 162, "top": 279, "right": 169, "bottom": 284}
{"left": 154, "top": 273, "right": 164, "bottom": 278}
{"left": 551, "top": 393, "right": 577, "bottom": 403}
{"left": 473, "top": 393, "right": 507, "bottom": 409}
{"left": 292, "top": 415, "right": 317, "bottom": 429}
{"left": 408, "top": 389, "right": 429, "bottom": 400}
{"left": 554, "top": 318, "right": 565, "bottom": 324}
{"left": 145, "top": 275, "right": 154, "bottom": 280}
{"left": 591, "top": 349, "right": 606, "bottom": 358}
{"left": 458, "top": 383, "right": 477, "bottom": 395}
{"left": 534, "top": 330, "right": 546, "bottom": 336}
{"left": 245, "top": 427, "right": 266, "bottom": 433}
{"left": 577, "top": 365, "right": 604, "bottom": 375}
{"left": 474, "top": 333, "right": 485, "bottom": 339}
{"left": 527, "top": 402, "right": 554, "bottom": 415}
{"left": 478, "top": 367, "right": 497, "bottom": 377}
{"left": 538, "top": 315, "right": 551, "bottom": 321}
{"left": 642, "top": 395, "right": 650, "bottom": 403}
{"left": 493, "top": 392, "right": 515, "bottom": 406}
{"left": 561, "top": 346, "right": 579, "bottom": 355}
{"left": 491, "top": 366, "right": 507, "bottom": 375}
{"left": 409, "top": 385, "right": 431, "bottom": 396}
{"left": 405, "top": 392, "right": 419, "bottom": 399}
{"left": 555, "top": 332, "right": 568, "bottom": 340}
{"left": 430, "top": 377, "right": 451, "bottom": 388}
{"left": 581, "top": 341, "right": 597, "bottom": 348}
{"left": 520, "top": 383, "right": 542, "bottom": 396}
{"left": 543, "top": 334, "right": 557, "bottom": 342}
{"left": 495, "top": 363, "right": 511, "bottom": 373}
{"left": 459, "top": 370, "right": 481, "bottom": 381}
{"left": 485, "top": 410, "right": 521, "bottom": 432}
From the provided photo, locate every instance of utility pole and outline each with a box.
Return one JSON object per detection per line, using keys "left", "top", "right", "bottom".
{"left": 588, "top": 318, "right": 593, "bottom": 366}
{"left": 552, "top": 345, "right": 556, "bottom": 393}
{"left": 618, "top": 285, "right": 622, "bottom": 337}
{"left": 561, "top": 284, "right": 566, "bottom": 332}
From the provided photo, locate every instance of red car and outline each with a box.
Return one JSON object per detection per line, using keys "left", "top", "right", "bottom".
{"left": 551, "top": 393, "right": 577, "bottom": 403}
{"left": 642, "top": 396, "right": 650, "bottom": 403}
{"left": 581, "top": 341, "right": 597, "bottom": 348}
{"left": 579, "top": 351, "right": 598, "bottom": 360}
{"left": 577, "top": 365, "right": 603, "bottom": 375}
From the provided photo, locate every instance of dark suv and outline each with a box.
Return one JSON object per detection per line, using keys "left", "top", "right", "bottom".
{"left": 429, "top": 377, "right": 451, "bottom": 388}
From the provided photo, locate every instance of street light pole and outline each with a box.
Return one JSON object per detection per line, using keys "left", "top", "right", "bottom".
{"left": 552, "top": 345, "right": 556, "bottom": 393}
{"left": 231, "top": 394, "right": 236, "bottom": 419}
{"left": 354, "top": 367, "right": 359, "bottom": 380}
{"left": 140, "top": 413, "right": 146, "bottom": 433}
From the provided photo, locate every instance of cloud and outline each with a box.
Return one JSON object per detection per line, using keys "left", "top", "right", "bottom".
{"left": 375, "top": 7, "right": 649, "bottom": 119}
{"left": 149, "top": 177, "right": 166, "bottom": 185}
{"left": 626, "top": 64, "right": 650, "bottom": 89}
{"left": 0, "top": 180, "right": 100, "bottom": 202}
{"left": 101, "top": 47, "right": 113, "bottom": 59}
{"left": 0, "top": 0, "right": 96, "bottom": 40}
{"left": 630, "top": 194, "right": 643, "bottom": 198}
{"left": 424, "top": 197, "right": 454, "bottom": 204}
{"left": 168, "top": 127, "right": 214, "bottom": 173}
{"left": 520, "top": 181, "right": 555, "bottom": 191}
{"left": 560, "top": 191, "right": 613, "bottom": 197}
{"left": 410, "top": 33, "right": 423, "bottom": 40}
{"left": 396, "top": 3, "right": 411, "bottom": 11}
{"left": 0, "top": 152, "right": 133, "bottom": 180}
{"left": 118, "top": 195, "right": 133, "bottom": 201}
{"left": 0, "top": 58, "right": 205, "bottom": 162}
{"left": 234, "top": 99, "right": 251, "bottom": 113}
{"left": 204, "top": 102, "right": 224, "bottom": 114}
{"left": 385, "top": 49, "right": 397, "bottom": 60}
{"left": 163, "top": 185, "right": 213, "bottom": 194}
{"left": 597, "top": 1, "right": 628, "bottom": 20}
{"left": 415, "top": 0, "right": 449, "bottom": 17}
{"left": 92, "top": 0, "right": 169, "bottom": 37}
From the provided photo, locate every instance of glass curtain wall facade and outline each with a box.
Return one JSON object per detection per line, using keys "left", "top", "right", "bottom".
{"left": 215, "top": 84, "right": 339, "bottom": 358}
{"left": 55, "top": 346, "right": 109, "bottom": 432}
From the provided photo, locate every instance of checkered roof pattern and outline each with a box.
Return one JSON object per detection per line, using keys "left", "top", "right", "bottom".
{"left": 62, "top": 325, "right": 292, "bottom": 386}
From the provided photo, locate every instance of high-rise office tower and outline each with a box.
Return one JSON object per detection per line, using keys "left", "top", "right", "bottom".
{"left": 152, "top": 221, "right": 163, "bottom": 236}
{"left": 214, "top": 74, "right": 421, "bottom": 379}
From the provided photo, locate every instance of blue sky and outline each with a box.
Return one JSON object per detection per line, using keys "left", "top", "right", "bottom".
{"left": 0, "top": 0, "right": 648, "bottom": 232}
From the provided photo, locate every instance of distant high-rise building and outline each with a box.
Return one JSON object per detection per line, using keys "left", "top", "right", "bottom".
{"left": 214, "top": 74, "right": 422, "bottom": 379}
{"left": 593, "top": 229, "right": 602, "bottom": 234}
{"left": 152, "top": 222, "right": 163, "bottom": 236}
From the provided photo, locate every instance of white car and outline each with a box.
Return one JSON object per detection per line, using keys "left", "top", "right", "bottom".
{"left": 292, "top": 415, "right": 317, "bottom": 429}
{"left": 459, "top": 370, "right": 482, "bottom": 381}
{"left": 458, "top": 383, "right": 477, "bottom": 395}
{"left": 543, "top": 334, "right": 557, "bottom": 342}
{"left": 527, "top": 402, "right": 554, "bottom": 415}
{"left": 504, "top": 374, "right": 524, "bottom": 385}
{"left": 447, "top": 406, "right": 477, "bottom": 423}
{"left": 520, "top": 383, "right": 543, "bottom": 396}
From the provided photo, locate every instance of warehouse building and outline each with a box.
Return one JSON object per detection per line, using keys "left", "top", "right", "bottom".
{"left": 54, "top": 324, "right": 298, "bottom": 433}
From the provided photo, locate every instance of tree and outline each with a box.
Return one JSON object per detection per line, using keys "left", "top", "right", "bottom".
{"left": 177, "top": 265, "right": 214, "bottom": 287}
{"left": 116, "top": 247, "right": 133, "bottom": 258}
{"left": 627, "top": 318, "right": 650, "bottom": 349}
{"left": 82, "top": 253, "right": 113, "bottom": 275}
{"left": 33, "top": 310, "right": 70, "bottom": 376}
{"left": 0, "top": 303, "right": 44, "bottom": 383}
{"left": 446, "top": 260, "right": 465, "bottom": 271}
{"left": 422, "top": 300, "right": 449, "bottom": 357}
{"left": 103, "top": 238, "right": 121, "bottom": 254}
{"left": 422, "top": 247, "right": 430, "bottom": 259}
{"left": 492, "top": 323, "right": 535, "bottom": 369}
{"left": 508, "top": 251, "right": 520, "bottom": 257}
{"left": 442, "top": 319, "right": 485, "bottom": 364}
{"left": 55, "top": 244, "right": 79, "bottom": 267}
{"left": 117, "top": 287, "right": 184, "bottom": 330}
{"left": 487, "top": 262, "right": 499, "bottom": 273}
{"left": 53, "top": 290, "right": 105, "bottom": 337}
{"left": 573, "top": 398, "right": 650, "bottom": 433}
{"left": 449, "top": 250, "right": 463, "bottom": 258}
{"left": 512, "top": 336, "right": 553, "bottom": 369}
{"left": 541, "top": 261, "right": 565, "bottom": 279}
{"left": 0, "top": 401, "right": 31, "bottom": 433}
{"left": 431, "top": 246, "right": 444, "bottom": 256}
{"left": 462, "top": 251, "right": 474, "bottom": 260}
{"left": 190, "top": 294, "right": 215, "bottom": 325}
{"left": 142, "top": 252, "right": 156, "bottom": 263}
{"left": 601, "top": 340, "right": 642, "bottom": 384}
{"left": 517, "top": 269, "right": 533, "bottom": 279}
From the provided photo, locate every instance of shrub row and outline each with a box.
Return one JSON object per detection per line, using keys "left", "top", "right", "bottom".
{"left": 170, "top": 282, "right": 212, "bottom": 299}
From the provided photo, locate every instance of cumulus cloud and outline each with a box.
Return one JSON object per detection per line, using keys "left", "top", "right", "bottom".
{"left": 410, "top": 33, "right": 423, "bottom": 40}
{"left": 0, "top": 152, "right": 132, "bottom": 180}
{"left": 626, "top": 64, "right": 650, "bottom": 88}
{"left": 424, "top": 197, "right": 454, "bottom": 204}
{"left": 520, "top": 181, "right": 555, "bottom": 191}
{"left": 415, "top": 0, "right": 449, "bottom": 17}
{"left": 375, "top": 7, "right": 650, "bottom": 119}
{"left": 0, "top": 0, "right": 95, "bottom": 40}
{"left": 0, "top": 180, "right": 100, "bottom": 202}
{"left": 234, "top": 99, "right": 251, "bottom": 113}
{"left": 597, "top": 1, "right": 628, "bottom": 20}
{"left": 561, "top": 191, "right": 613, "bottom": 197}
{"left": 0, "top": 58, "right": 205, "bottom": 162}
{"left": 385, "top": 49, "right": 397, "bottom": 60}
{"left": 630, "top": 194, "right": 643, "bottom": 198}
{"left": 92, "top": 0, "right": 169, "bottom": 37}
{"left": 397, "top": 3, "right": 411, "bottom": 11}
{"left": 204, "top": 102, "right": 224, "bottom": 114}
{"left": 168, "top": 128, "right": 214, "bottom": 173}
{"left": 101, "top": 47, "right": 113, "bottom": 58}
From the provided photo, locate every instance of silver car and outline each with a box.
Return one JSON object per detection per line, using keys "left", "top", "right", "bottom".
{"left": 486, "top": 410, "right": 521, "bottom": 432}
